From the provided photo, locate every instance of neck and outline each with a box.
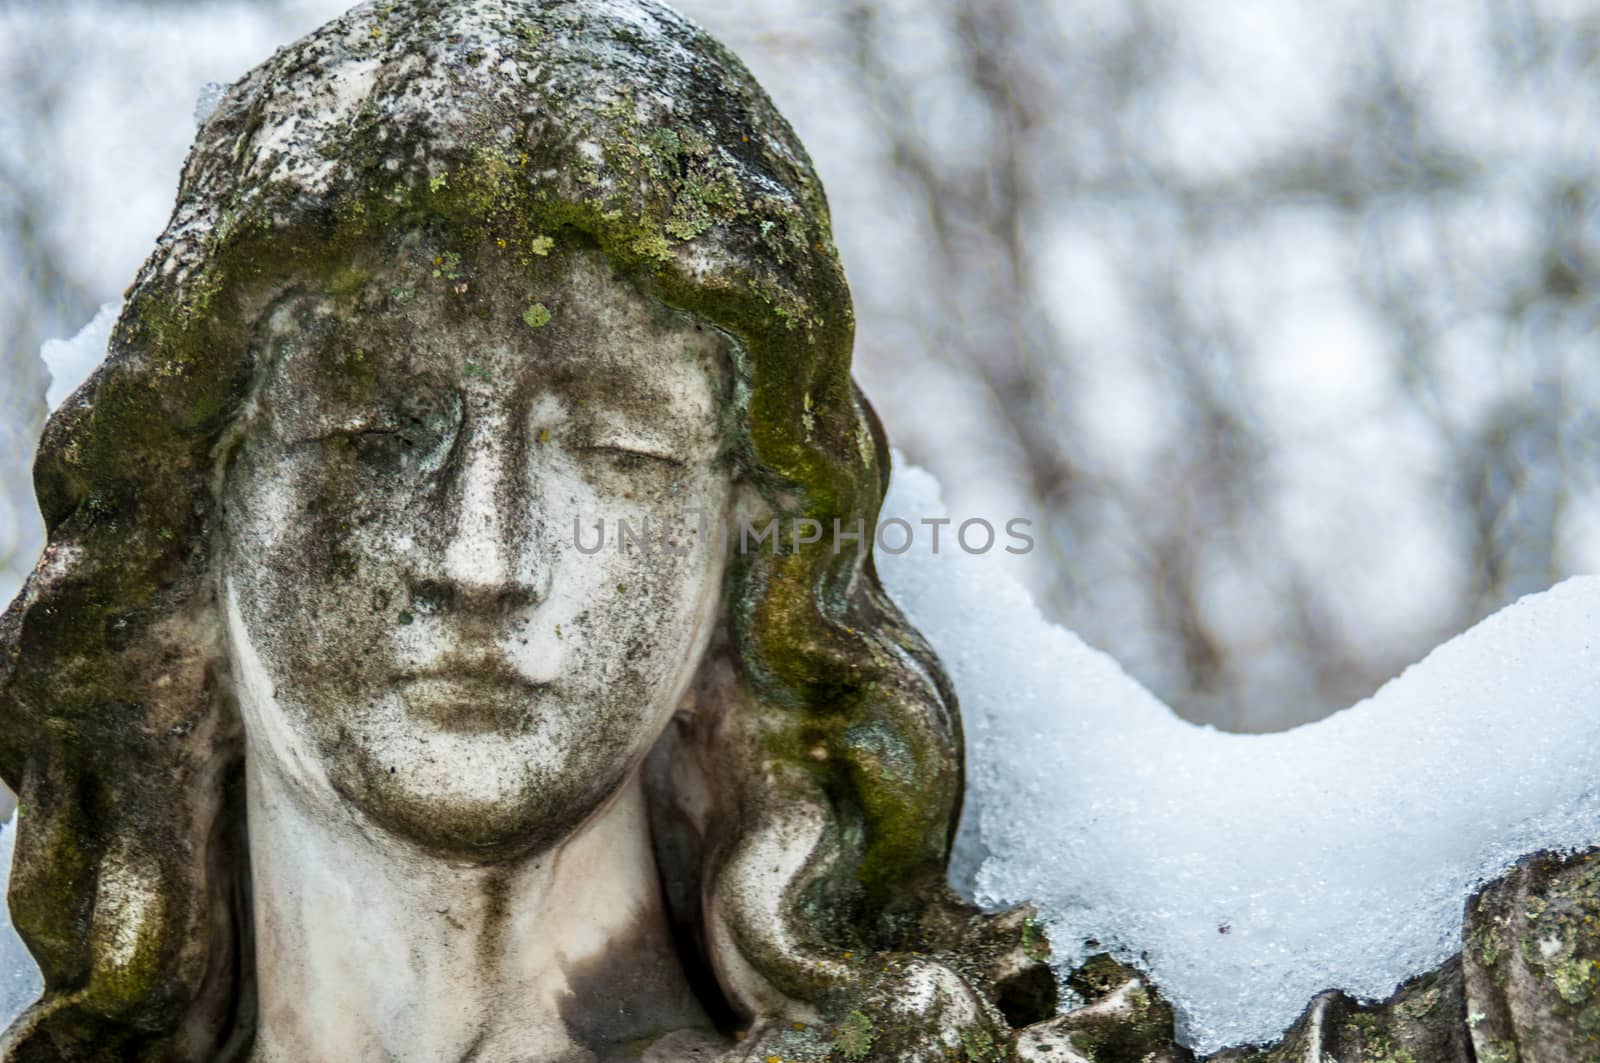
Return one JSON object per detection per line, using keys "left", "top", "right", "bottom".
{"left": 244, "top": 751, "right": 708, "bottom": 1062}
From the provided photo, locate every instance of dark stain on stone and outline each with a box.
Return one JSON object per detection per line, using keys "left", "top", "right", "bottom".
{"left": 475, "top": 865, "right": 513, "bottom": 984}
{"left": 556, "top": 900, "right": 724, "bottom": 1060}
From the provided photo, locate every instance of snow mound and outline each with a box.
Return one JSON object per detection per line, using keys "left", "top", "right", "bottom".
{"left": 878, "top": 461, "right": 1600, "bottom": 1054}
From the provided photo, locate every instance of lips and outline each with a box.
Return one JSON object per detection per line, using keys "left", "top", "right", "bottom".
{"left": 396, "top": 657, "right": 549, "bottom": 734}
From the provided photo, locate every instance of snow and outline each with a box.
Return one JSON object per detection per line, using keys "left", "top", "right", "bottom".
{"left": 877, "top": 460, "right": 1600, "bottom": 1053}
{"left": 42, "top": 301, "right": 118, "bottom": 413}
{"left": 193, "top": 81, "right": 228, "bottom": 127}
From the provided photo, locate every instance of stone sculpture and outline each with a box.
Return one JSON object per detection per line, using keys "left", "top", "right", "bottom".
{"left": 0, "top": 1, "right": 1051, "bottom": 1058}
{"left": 1, "top": 0, "right": 1596, "bottom": 1060}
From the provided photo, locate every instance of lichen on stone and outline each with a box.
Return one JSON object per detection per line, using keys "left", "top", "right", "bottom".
{"left": 522, "top": 301, "right": 552, "bottom": 328}
{"left": 833, "top": 1009, "right": 874, "bottom": 1060}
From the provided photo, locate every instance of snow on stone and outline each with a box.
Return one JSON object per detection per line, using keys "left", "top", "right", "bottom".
{"left": 42, "top": 301, "right": 118, "bottom": 413}
{"left": 194, "top": 81, "right": 228, "bottom": 127}
{"left": 878, "top": 461, "right": 1600, "bottom": 1054}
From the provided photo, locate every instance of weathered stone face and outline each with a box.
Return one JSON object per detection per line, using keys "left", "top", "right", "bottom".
{"left": 219, "top": 245, "right": 734, "bottom": 858}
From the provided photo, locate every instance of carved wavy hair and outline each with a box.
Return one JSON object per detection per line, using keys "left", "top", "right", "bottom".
{"left": 0, "top": 1, "right": 1045, "bottom": 1057}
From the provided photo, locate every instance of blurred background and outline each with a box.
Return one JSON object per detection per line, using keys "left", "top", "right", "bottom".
{"left": 1, "top": 0, "right": 1596, "bottom": 732}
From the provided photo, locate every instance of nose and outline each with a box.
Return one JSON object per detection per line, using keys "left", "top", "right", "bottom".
{"left": 420, "top": 413, "right": 549, "bottom": 615}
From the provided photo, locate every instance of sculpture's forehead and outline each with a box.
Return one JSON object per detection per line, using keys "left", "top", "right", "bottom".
{"left": 251, "top": 250, "right": 730, "bottom": 441}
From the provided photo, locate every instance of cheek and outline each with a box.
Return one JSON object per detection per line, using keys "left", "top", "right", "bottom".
{"left": 556, "top": 477, "right": 728, "bottom": 690}
{"left": 224, "top": 452, "right": 415, "bottom": 684}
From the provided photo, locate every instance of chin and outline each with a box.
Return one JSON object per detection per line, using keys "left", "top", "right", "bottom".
{"left": 329, "top": 742, "right": 631, "bottom": 861}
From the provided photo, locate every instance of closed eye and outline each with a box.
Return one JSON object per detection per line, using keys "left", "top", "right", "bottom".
{"left": 576, "top": 444, "right": 687, "bottom": 469}
{"left": 295, "top": 413, "right": 457, "bottom": 474}
{"left": 279, "top": 414, "right": 396, "bottom": 445}
{"left": 306, "top": 423, "right": 395, "bottom": 442}
{"left": 304, "top": 420, "right": 425, "bottom": 448}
